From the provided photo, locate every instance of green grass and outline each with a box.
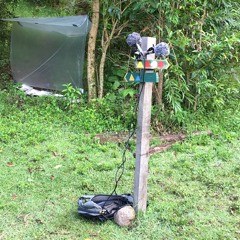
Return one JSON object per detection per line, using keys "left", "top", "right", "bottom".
{"left": 0, "top": 86, "right": 240, "bottom": 240}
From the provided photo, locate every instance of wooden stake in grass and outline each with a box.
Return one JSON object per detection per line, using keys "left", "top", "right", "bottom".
{"left": 134, "top": 37, "right": 156, "bottom": 212}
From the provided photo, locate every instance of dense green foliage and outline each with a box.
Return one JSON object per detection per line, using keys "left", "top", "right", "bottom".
{"left": 0, "top": 0, "right": 19, "bottom": 87}
{"left": 106, "top": 0, "right": 240, "bottom": 114}
{"left": 0, "top": 0, "right": 18, "bottom": 53}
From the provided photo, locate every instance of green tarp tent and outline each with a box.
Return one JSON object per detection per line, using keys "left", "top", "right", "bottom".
{"left": 3, "top": 16, "right": 91, "bottom": 91}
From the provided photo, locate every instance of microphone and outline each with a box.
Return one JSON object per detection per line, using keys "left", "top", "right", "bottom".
{"left": 126, "top": 32, "right": 142, "bottom": 47}
{"left": 126, "top": 32, "right": 144, "bottom": 59}
{"left": 154, "top": 42, "right": 170, "bottom": 58}
{"left": 126, "top": 33, "right": 170, "bottom": 59}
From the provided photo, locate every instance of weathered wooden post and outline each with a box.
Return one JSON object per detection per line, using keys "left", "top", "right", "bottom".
{"left": 125, "top": 34, "right": 170, "bottom": 213}
{"left": 133, "top": 37, "right": 156, "bottom": 212}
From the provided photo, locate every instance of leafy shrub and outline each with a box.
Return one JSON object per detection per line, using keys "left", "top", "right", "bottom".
{"left": 105, "top": 0, "right": 240, "bottom": 117}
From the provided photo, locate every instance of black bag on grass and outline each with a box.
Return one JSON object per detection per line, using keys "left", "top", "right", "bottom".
{"left": 78, "top": 194, "right": 133, "bottom": 222}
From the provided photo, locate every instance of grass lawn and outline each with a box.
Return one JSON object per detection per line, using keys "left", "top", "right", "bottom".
{"left": 0, "top": 88, "right": 240, "bottom": 240}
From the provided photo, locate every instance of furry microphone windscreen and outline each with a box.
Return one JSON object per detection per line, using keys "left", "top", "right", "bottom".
{"left": 126, "top": 32, "right": 142, "bottom": 47}
{"left": 154, "top": 42, "right": 170, "bottom": 58}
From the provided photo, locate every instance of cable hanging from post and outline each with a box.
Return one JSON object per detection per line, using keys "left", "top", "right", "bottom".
{"left": 110, "top": 32, "right": 172, "bottom": 196}
{"left": 108, "top": 32, "right": 148, "bottom": 197}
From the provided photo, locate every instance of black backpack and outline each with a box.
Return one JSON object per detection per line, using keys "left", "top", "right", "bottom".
{"left": 78, "top": 194, "right": 134, "bottom": 222}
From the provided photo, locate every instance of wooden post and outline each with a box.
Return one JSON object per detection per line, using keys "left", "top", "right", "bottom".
{"left": 134, "top": 37, "right": 156, "bottom": 212}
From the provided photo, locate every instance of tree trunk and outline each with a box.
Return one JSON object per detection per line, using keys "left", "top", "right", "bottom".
{"left": 98, "top": 20, "right": 118, "bottom": 99}
{"left": 98, "top": 42, "right": 110, "bottom": 98}
{"left": 87, "top": 0, "right": 99, "bottom": 102}
{"left": 155, "top": 71, "right": 164, "bottom": 105}
{"left": 97, "top": 2, "right": 129, "bottom": 98}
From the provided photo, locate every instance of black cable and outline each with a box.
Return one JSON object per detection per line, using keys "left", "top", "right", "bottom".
{"left": 109, "top": 55, "right": 147, "bottom": 197}
{"left": 110, "top": 83, "right": 145, "bottom": 197}
{"left": 101, "top": 53, "right": 147, "bottom": 213}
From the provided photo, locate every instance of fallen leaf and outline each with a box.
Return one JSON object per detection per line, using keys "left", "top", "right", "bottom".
{"left": 12, "top": 193, "right": 17, "bottom": 200}
{"left": 54, "top": 164, "right": 62, "bottom": 169}
{"left": 53, "top": 151, "right": 59, "bottom": 156}
{"left": 6, "top": 163, "right": 15, "bottom": 167}
{"left": 24, "top": 213, "right": 31, "bottom": 224}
